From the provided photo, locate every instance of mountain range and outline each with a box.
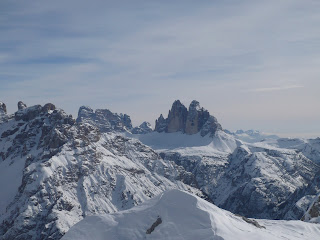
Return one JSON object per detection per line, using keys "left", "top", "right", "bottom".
{"left": 0, "top": 100, "right": 319, "bottom": 240}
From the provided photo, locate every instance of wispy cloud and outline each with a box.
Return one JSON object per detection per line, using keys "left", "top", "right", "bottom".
{"left": 0, "top": 0, "right": 319, "bottom": 137}
{"left": 247, "top": 85, "right": 304, "bottom": 92}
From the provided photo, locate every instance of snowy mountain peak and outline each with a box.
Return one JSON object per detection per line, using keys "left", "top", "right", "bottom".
{"left": 14, "top": 103, "right": 58, "bottom": 122}
{"left": 62, "top": 189, "right": 320, "bottom": 240}
{"left": 154, "top": 100, "right": 221, "bottom": 137}
{"left": 132, "top": 121, "right": 153, "bottom": 134}
{"left": 76, "top": 106, "right": 133, "bottom": 133}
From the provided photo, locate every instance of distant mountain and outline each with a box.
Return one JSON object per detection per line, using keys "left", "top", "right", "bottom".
{"left": 155, "top": 100, "right": 222, "bottom": 137}
{"left": 77, "top": 106, "right": 132, "bottom": 133}
{"left": 224, "top": 129, "right": 279, "bottom": 143}
{"left": 131, "top": 121, "right": 153, "bottom": 134}
{"left": 62, "top": 190, "right": 320, "bottom": 240}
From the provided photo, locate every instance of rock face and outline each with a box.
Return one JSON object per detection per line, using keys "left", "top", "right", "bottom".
{"left": 0, "top": 102, "right": 7, "bottom": 114}
{"left": 166, "top": 100, "right": 188, "bottom": 133}
{"left": 159, "top": 143, "right": 320, "bottom": 220}
{"left": 18, "top": 101, "right": 27, "bottom": 110}
{"left": 42, "top": 103, "right": 56, "bottom": 112}
{"left": 132, "top": 122, "right": 153, "bottom": 134}
{"left": 155, "top": 100, "right": 222, "bottom": 137}
{"left": 154, "top": 114, "right": 167, "bottom": 132}
{"left": 76, "top": 106, "right": 132, "bottom": 133}
{"left": 302, "top": 194, "right": 320, "bottom": 222}
{"left": 0, "top": 102, "right": 8, "bottom": 123}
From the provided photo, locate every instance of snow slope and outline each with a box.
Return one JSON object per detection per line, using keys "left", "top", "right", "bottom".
{"left": 62, "top": 189, "right": 320, "bottom": 240}
{"left": 128, "top": 130, "right": 239, "bottom": 153}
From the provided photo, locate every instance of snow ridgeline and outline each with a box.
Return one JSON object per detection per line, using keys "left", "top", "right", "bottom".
{"left": 62, "top": 190, "right": 320, "bottom": 240}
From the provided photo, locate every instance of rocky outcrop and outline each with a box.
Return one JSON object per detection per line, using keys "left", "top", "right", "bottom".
{"left": 0, "top": 102, "right": 8, "bottom": 123}
{"left": 155, "top": 114, "right": 167, "bottom": 132}
{"left": 166, "top": 100, "right": 188, "bottom": 133}
{"left": 77, "top": 106, "right": 132, "bottom": 133}
{"left": 155, "top": 100, "right": 222, "bottom": 137}
{"left": 15, "top": 105, "right": 42, "bottom": 121}
{"left": 302, "top": 194, "right": 320, "bottom": 222}
{"left": 18, "top": 101, "right": 27, "bottom": 110}
{"left": 42, "top": 103, "right": 56, "bottom": 112}
{"left": 200, "top": 115, "right": 222, "bottom": 137}
{"left": 0, "top": 102, "right": 7, "bottom": 114}
{"left": 132, "top": 122, "right": 153, "bottom": 134}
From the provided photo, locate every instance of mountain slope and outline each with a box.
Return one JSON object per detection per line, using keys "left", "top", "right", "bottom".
{"left": 0, "top": 103, "right": 201, "bottom": 240}
{"left": 62, "top": 189, "right": 320, "bottom": 240}
{"left": 128, "top": 99, "right": 320, "bottom": 220}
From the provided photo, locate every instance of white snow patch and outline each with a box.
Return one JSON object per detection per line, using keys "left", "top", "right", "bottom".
{"left": 62, "top": 190, "right": 320, "bottom": 240}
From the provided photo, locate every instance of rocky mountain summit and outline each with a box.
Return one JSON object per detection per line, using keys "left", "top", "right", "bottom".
{"left": 76, "top": 106, "right": 132, "bottom": 132}
{"left": 0, "top": 102, "right": 8, "bottom": 123}
{"left": 155, "top": 100, "right": 222, "bottom": 137}
{"left": 131, "top": 121, "right": 153, "bottom": 134}
{"left": 0, "top": 102, "right": 7, "bottom": 114}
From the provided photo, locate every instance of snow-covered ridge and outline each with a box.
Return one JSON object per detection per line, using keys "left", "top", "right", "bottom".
{"left": 62, "top": 190, "right": 320, "bottom": 240}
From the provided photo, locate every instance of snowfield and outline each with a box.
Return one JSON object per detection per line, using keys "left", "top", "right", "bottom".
{"left": 62, "top": 190, "right": 320, "bottom": 240}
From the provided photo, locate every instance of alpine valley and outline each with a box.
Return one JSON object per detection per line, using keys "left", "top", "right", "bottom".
{"left": 0, "top": 100, "right": 319, "bottom": 240}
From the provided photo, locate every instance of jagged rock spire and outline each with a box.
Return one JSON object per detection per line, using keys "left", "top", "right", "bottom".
{"left": 166, "top": 100, "right": 188, "bottom": 133}
{"left": 0, "top": 102, "right": 7, "bottom": 114}
{"left": 154, "top": 100, "right": 222, "bottom": 137}
{"left": 132, "top": 121, "right": 153, "bottom": 134}
{"left": 18, "top": 101, "right": 27, "bottom": 110}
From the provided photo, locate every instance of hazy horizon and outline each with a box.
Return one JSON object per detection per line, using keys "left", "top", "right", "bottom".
{"left": 1, "top": 0, "right": 319, "bottom": 138}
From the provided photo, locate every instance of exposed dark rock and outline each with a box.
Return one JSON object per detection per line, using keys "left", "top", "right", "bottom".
{"left": 185, "top": 100, "right": 211, "bottom": 135}
{"left": 15, "top": 105, "right": 42, "bottom": 121}
{"left": 18, "top": 101, "right": 27, "bottom": 110}
{"left": 132, "top": 121, "right": 153, "bottom": 134}
{"left": 154, "top": 100, "right": 222, "bottom": 137}
{"left": 166, "top": 100, "right": 188, "bottom": 133}
{"left": 0, "top": 102, "right": 7, "bottom": 113}
{"left": 200, "top": 115, "right": 222, "bottom": 137}
{"left": 155, "top": 114, "right": 167, "bottom": 132}
{"left": 77, "top": 106, "right": 132, "bottom": 133}
{"left": 146, "top": 217, "right": 162, "bottom": 234}
{"left": 236, "top": 214, "right": 265, "bottom": 229}
{"left": 42, "top": 103, "right": 56, "bottom": 112}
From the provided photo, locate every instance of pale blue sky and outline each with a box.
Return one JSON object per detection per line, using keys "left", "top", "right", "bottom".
{"left": 1, "top": 0, "right": 320, "bottom": 137}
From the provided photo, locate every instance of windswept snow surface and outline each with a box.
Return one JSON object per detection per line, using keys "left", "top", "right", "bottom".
{"left": 128, "top": 130, "right": 239, "bottom": 154}
{"left": 62, "top": 190, "right": 320, "bottom": 240}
